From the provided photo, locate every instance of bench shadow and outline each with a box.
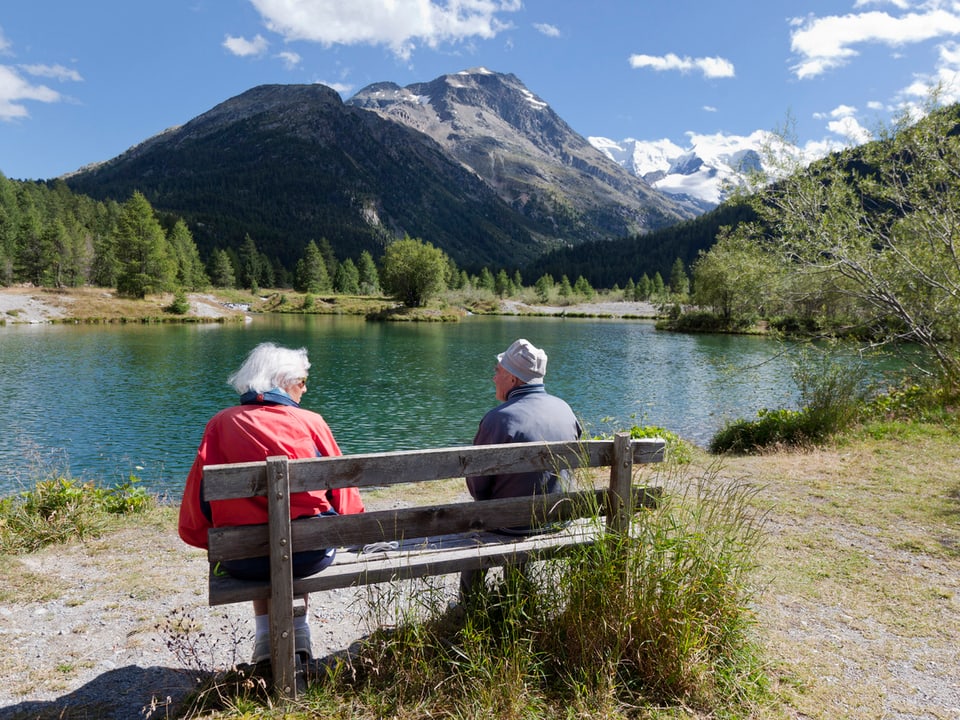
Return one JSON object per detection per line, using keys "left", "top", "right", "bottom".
{"left": 0, "top": 665, "right": 201, "bottom": 720}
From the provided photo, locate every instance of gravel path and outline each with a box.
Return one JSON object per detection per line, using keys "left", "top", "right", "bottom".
{"left": 0, "top": 519, "right": 397, "bottom": 720}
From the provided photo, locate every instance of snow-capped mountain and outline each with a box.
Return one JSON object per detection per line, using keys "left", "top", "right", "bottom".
{"left": 348, "top": 68, "right": 700, "bottom": 241}
{"left": 590, "top": 130, "right": 780, "bottom": 211}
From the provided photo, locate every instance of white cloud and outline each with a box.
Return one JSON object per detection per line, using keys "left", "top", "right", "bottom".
{"left": 223, "top": 34, "right": 270, "bottom": 57}
{"left": 790, "top": 7, "right": 960, "bottom": 79}
{"left": 802, "top": 137, "right": 846, "bottom": 162}
{"left": 318, "top": 79, "right": 353, "bottom": 94}
{"left": 533, "top": 22, "right": 560, "bottom": 38}
{"left": 0, "top": 65, "right": 61, "bottom": 121}
{"left": 827, "top": 114, "right": 873, "bottom": 144}
{"left": 277, "top": 50, "right": 301, "bottom": 69}
{"left": 703, "top": 105, "right": 717, "bottom": 112}
{"left": 19, "top": 64, "right": 83, "bottom": 83}
{"left": 896, "top": 39, "right": 960, "bottom": 104}
{"left": 0, "top": 26, "right": 11, "bottom": 55}
{"left": 813, "top": 103, "right": 858, "bottom": 120}
{"left": 853, "top": 0, "right": 911, "bottom": 8}
{"left": 247, "top": 0, "right": 520, "bottom": 60}
{"left": 628, "top": 52, "right": 735, "bottom": 79}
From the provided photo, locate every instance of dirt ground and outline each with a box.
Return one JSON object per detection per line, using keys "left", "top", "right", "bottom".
{"left": 0, "top": 286, "right": 245, "bottom": 324}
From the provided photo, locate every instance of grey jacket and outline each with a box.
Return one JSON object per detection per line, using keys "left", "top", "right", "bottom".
{"left": 466, "top": 383, "right": 582, "bottom": 501}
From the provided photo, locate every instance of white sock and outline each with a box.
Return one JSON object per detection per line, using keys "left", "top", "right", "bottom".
{"left": 254, "top": 614, "right": 269, "bottom": 640}
{"left": 294, "top": 614, "right": 310, "bottom": 635}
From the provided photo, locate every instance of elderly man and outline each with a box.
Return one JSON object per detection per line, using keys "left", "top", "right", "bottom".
{"left": 461, "top": 338, "right": 582, "bottom": 599}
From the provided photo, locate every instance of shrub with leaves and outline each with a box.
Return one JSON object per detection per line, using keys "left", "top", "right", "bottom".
{"left": 1, "top": 474, "right": 154, "bottom": 553}
{"left": 710, "top": 349, "right": 868, "bottom": 453}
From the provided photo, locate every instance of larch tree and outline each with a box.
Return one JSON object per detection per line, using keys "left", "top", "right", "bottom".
{"left": 115, "top": 191, "right": 175, "bottom": 298}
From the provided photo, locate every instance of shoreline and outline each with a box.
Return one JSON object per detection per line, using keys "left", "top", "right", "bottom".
{"left": 0, "top": 286, "right": 662, "bottom": 326}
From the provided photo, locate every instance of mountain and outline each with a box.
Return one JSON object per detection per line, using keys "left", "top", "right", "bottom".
{"left": 63, "top": 71, "right": 700, "bottom": 275}
{"left": 65, "top": 84, "right": 549, "bottom": 271}
{"left": 346, "top": 68, "right": 699, "bottom": 241}
{"left": 589, "top": 131, "right": 777, "bottom": 211}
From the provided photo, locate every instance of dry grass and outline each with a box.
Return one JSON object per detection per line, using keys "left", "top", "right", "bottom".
{"left": 715, "top": 422, "right": 960, "bottom": 718}
{"left": 0, "top": 286, "right": 249, "bottom": 323}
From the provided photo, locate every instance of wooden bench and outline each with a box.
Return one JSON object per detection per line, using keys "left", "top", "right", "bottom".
{"left": 202, "top": 432, "right": 666, "bottom": 697}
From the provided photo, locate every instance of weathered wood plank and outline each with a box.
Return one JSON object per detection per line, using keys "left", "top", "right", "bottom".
{"left": 202, "top": 438, "right": 666, "bottom": 501}
{"left": 208, "top": 485, "right": 663, "bottom": 563}
{"left": 265, "top": 456, "right": 297, "bottom": 698}
{"left": 209, "top": 524, "right": 604, "bottom": 605}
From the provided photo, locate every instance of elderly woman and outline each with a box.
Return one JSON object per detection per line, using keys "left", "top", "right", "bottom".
{"left": 179, "top": 342, "right": 363, "bottom": 665}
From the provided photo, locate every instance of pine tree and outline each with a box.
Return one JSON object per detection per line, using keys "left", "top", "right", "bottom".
{"left": 574, "top": 275, "right": 595, "bottom": 299}
{"left": 477, "top": 267, "right": 495, "bottom": 292}
{"left": 334, "top": 257, "right": 360, "bottom": 294}
{"left": 168, "top": 219, "right": 208, "bottom": 290}
{"left": 237, "top": 234, "right": 262, "bottom": 291}
{"left": 209, "top": 248, "right": 236, "bottom": 288}
{"left": 357, "top": 250, "right": 380, "bottom": 295}
{"left": 494, "top": 269, "right": 511, "bottom": 297}
{"left": 534, "top": 273, "right": 554, "bottom": 303}
{"left": 115, "top": 192, "right": 176, "bottom": 298}
{"left": 652, "top": 272, "right": 665, "bottom": 297}
{"left": 669, "top": 257, "right": 689, "bottom": 296}
{"left": 295, "top": 240, "right": 329, "bottom": 293}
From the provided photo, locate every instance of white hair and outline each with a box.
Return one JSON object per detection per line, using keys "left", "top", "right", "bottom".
{"left": 228, "top": 342, "right": 310, "bottom": 393}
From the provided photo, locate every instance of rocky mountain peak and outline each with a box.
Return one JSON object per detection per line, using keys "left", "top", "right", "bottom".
{"left": 348, "top": 68, "right": 698, "bottom": 241}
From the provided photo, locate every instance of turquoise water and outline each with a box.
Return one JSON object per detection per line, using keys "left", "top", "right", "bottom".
{"left": 0, "top": 314, "right": 903, "bottom": 497}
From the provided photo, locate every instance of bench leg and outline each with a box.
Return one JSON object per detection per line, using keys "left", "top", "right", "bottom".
{"left": 255, "top": 595, "right": 312, "bottom": 697}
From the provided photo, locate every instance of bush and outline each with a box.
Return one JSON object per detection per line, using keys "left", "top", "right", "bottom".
{"left": 1, "top": 475, "right": 154, "bottom": 553}
{"left": 628, "top": 423, "right": 693, "bottom": 464}
{"left": 164, "top": 290, "right": 191, "bottom": 315}
{"left": 710, "top": 350, "right": 867, "bottom": 453}
{"left": 710, "top": 407, "right": 810, "bottom": 453}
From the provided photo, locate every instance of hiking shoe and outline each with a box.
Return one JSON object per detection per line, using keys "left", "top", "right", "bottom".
{"left": 295, "top": 626, "right": 313, "bottom": 661}
{"left": 251, "top": 634, "right": 271, "bottom": 665}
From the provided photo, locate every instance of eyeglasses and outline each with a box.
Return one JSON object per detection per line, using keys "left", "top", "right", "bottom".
{"left": 298, "top": 377, "right": 308, "bottom": 386}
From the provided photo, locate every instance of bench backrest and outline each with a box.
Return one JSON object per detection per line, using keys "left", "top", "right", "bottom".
{"left": 204, "top": 435, "right": 665, "bottom": 565}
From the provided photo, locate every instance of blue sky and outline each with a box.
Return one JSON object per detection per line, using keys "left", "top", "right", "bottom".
{"left": 2, "top": 0, "right": 959, "bottom": 180}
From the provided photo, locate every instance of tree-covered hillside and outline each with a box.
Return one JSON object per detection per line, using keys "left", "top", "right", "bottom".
{"left": 62, "top": 85, "right": 552, "bottom": 275}
{"left": 525, "top": 201, "right": 755, "bottom": 289}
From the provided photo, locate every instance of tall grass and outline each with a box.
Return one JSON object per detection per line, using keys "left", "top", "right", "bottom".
{"left": 301, "top": 462, "right": 769, "bottom": 719}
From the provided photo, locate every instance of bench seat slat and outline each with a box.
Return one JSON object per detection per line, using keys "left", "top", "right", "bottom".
{"left": 209, "top": 524, "right": 603, "bottom": 605}
{"left": 207, "top": 486, "right": 663, "bottom": 563}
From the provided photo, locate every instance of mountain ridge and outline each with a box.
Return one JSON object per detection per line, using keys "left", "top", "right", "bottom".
{"left": 347, "top": 67, "right": 700, "bottom": 239}
{"left": 63, "top": 70, "right": 703, "bottom": 275}
{"left": 589, "top": 130, "right": 777, "bottom": 210}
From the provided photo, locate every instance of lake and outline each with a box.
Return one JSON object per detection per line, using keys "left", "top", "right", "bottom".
{"left": 0, "top": 313, "right": 903, "bottom": 497}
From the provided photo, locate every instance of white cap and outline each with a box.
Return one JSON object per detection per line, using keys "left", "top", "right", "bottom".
{"left": 497, "top": 338, "right": 547, "bottom": 383}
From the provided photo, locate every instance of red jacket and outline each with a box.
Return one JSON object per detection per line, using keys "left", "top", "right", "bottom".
{"left": 178, "top": 400, "right": 364, "bottom": 549}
